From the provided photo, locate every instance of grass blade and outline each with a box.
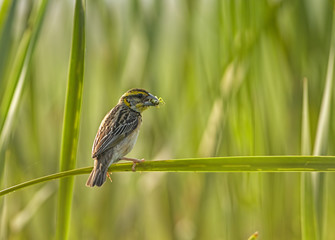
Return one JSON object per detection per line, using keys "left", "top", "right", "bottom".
{"left": 0, "top": 2, "right": 49, "bottom": 237}
{"left": 0, "top": 0, "right": 49, "bottom": 150}
{"left": 301, "top": 174, "right": 318, "bottom": 239}
{"left": 1, "top": 156, "right": 335, "bottom": 197}
{"left": 300, "top": 78, "right": 318, "bottom": 240}
{"left": 0, "top": 0, "right": 12, "bottom": 36}
{"left": 313, "top": 18, "right": 335, "bottom": 156}
{"left": 301, "top": 78, "right": 311, "bottom": 156}
{"left": 0, "top": 0, "right": 15, "bottom": 86}
{"left": 312, "top": 9, "right": 335, "bottom": 240}
{"left": 56, "top": 0, "right": 86, "bottom": 239}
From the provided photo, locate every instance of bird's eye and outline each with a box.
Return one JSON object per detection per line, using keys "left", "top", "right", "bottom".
{"left": 137, "top": 93, "right": 144, "bottom": 98}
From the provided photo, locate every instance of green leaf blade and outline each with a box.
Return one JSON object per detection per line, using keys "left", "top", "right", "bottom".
{"left": 1, "top": 156, "right": 335, "bottom": 197}
{"left": 0, "top": 0, "right": 49, "bottom": 149}
{"left": 56, "top": 0, "right": 86, "bottom": 239}
{"left": 300, "top": 78, "right": 318, "bottom": 240}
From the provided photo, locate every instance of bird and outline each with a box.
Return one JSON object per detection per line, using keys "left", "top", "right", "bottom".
{"left": 86, "top": 88, "right": 160, "bottom": 187}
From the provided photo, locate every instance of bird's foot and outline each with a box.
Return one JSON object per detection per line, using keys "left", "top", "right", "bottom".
{"left": 121, "top": 157, "right": 145, "bottom": 172}
{"left": 107, "top": 172, "right": 113, "bottom": 182}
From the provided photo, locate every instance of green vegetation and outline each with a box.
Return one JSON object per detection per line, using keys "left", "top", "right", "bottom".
{"left": 56, "top": 0, "right": 85, "bottom": 239}
{"left": 1, "top": 0, "right": 335, "bottom": 239}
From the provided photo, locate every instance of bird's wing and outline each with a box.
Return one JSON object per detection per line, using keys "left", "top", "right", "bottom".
{"left": 92, "top": 106, "right": 140, "bottom": 158}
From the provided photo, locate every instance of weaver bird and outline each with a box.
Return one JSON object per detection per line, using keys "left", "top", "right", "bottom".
{"left": 86, "top": 88, "right": 160, "bottom": 187}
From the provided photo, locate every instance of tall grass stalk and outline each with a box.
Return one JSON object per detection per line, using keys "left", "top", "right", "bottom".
{"left": 56, "top": 0, "right": 86, "bottom": 239}
{"left": 312, "top": 9, "right": 335, "bottom": 240}
{"left": 0, "top": 1, "right": 49, "bottom": 239}
{"left": 0, "top": 0, "right": 11, "bottom": 36}
{"left": 0, "top": 0, "right": 49, "bottom": 151}
{"left": 300, "top": 78, "right": 317, "bottom": 240}
{"left": 0, "top": 0, "right": 16, "bottom": 95}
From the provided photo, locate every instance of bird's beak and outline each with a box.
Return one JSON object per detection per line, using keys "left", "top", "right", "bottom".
{"left": 144, "top": 93, "right": 159, "bottom": 106}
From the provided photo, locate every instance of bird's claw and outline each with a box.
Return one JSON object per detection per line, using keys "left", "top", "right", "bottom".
{"left": 107, "top": 172, "right": 113, "bottom": 182}
{"left": 131, "top": 158, "right": 145, "bottom": 172}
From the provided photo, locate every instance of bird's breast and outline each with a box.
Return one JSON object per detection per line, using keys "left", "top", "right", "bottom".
{"left": 114, "top": 123, "right": 141, "bottom": 160}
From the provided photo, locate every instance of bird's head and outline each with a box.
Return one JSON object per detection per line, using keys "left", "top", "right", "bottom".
{"left": 120, "top": 88, "right": 160, "bottom": 113}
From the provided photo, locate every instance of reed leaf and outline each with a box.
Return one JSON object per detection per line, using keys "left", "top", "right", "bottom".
{"left": 301, "top": 78, "right": 311, "bottom": 156}
{"left": 0, "top": 0, "right": 49, "bottom": 151}
{"left": 312, "top": 9, "right": 335, "bottom": 240}
{"left": 1, "top": 156, "right": 335, "bottom": 197}
{"left": 300, "top": 78, "right": 318, "bottom": 240}
{"left": 313, "top": 12, "right": 335, "bottom": 156}
{"left": 0, "top": 0, "right": 11, "bottom": 36}
{"left": 0, "top": 0, "right": 15, "bottom": 85}
{"left": 56, "top": 0, "right": 86, "bottom": 239}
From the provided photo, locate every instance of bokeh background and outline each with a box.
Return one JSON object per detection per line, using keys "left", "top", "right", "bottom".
{"left": 1, "top": 0, "right": 335, "bottom": 239}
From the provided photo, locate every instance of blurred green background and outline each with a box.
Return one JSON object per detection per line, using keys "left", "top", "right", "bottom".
{"left": 1, "top": 0, "right": 335, "bottom": 239}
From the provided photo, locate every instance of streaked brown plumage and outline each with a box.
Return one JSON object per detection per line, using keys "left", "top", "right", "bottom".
{"left": 86, "top": 89, "right": 159, "bottom": 187}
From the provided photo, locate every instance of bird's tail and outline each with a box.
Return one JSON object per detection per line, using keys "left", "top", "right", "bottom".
{"left": 86, "top": 159, "right": 108, "bottom": 187}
